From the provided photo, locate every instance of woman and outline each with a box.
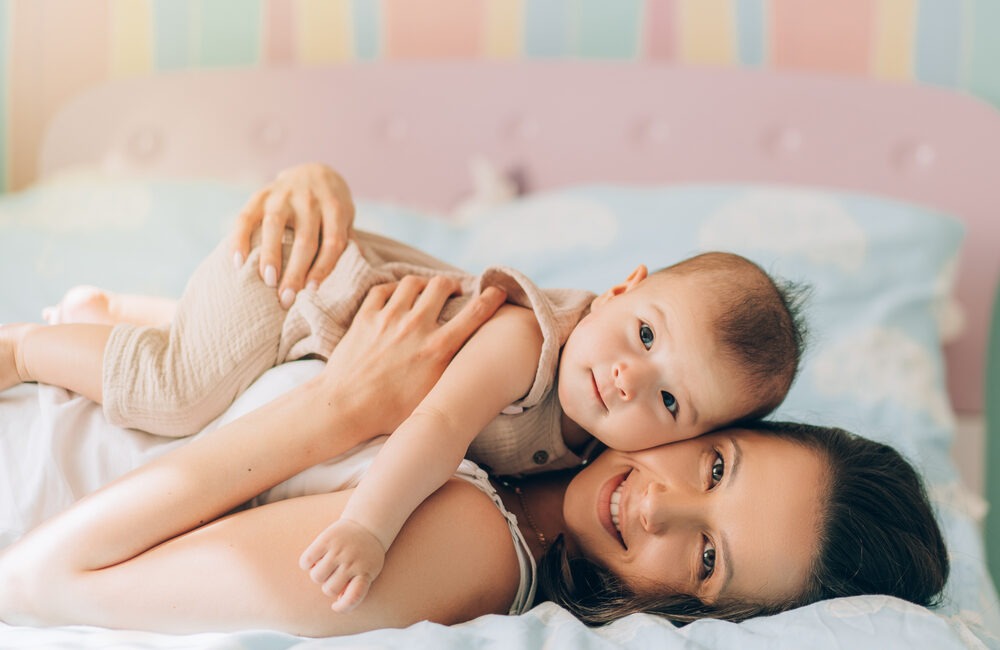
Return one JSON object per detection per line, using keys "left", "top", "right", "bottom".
{"left": 0, "top": 271, "right": 948, "bottom": 636}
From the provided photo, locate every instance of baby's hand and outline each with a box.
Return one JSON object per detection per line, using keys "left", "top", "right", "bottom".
{"left": 299, "top": 518, "right": 386, "bottom": 612}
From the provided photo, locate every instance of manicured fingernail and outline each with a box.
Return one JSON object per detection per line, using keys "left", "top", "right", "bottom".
{"left": 233, "top": 251, "right": 244, "bottom": 269}
{"left": 264, "top": 265, "right": 278, "bottom": 287}
{"left": 306, "top": 280, "right": 318, "bottom": 292}
{"left": 280, "top": 288, "right": 295, "bottom": 309}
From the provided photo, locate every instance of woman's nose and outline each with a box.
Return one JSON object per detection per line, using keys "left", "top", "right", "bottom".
{"left": 639, "top": 482, "right": 700, "bottom": 533}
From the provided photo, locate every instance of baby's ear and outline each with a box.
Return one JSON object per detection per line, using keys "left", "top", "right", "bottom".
{"left": 591, "top": 265, "right": 649, "bottom": 308}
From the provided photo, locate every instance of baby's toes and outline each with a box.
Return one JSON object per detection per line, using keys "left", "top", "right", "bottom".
{"left": 46, "top": 286, "right": 115, "bottom": 324}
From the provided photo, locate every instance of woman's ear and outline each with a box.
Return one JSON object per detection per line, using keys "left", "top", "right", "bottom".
{"left": 591, "top": 265, "right": 649, "bottom": 309}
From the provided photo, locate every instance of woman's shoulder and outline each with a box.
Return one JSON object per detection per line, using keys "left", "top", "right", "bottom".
{"left": 381, "top": 479, "right": 523, "bottom": 625}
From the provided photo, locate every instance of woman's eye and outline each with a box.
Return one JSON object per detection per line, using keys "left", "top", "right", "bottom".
{"left": 701, "top": 541, "right": 716, "bottom": 579}
{"left": 661, "top": 391, "right": 678, "bottom": 415}
{"left": 711, "top": 452, "right": 725, "bottom": 485}
{"left": 639, "top": 323, "right": 654, "bottom": 349}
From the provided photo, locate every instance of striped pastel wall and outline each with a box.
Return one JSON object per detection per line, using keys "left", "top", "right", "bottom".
{"left": 1, "top": 0, "right": 999, "bottom": 193}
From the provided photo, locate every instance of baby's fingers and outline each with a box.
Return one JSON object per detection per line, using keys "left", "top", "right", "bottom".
{"left": 329, "top": 575, "right": 372, "bottom": 613}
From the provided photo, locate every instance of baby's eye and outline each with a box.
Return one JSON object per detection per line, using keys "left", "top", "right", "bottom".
{"left": 701, "top": 541, "right": 716, "bottom": 579}
{"left": 711, "top": 452, "right": 725, "bottom": 485}
{"left": 661, "top": 391, "right": 678, "bottom": 415}
{"left": 639, "top": 323, "right": 654, "bottom": 350}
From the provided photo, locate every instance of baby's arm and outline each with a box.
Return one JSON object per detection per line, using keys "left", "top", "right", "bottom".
{"left": 298, "top": 303, "right": 543, "bottom": 611}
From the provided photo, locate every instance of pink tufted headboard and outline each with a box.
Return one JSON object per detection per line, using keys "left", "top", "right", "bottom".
{"left": 38, "top": 62, "right": 1000, "bottom": 413}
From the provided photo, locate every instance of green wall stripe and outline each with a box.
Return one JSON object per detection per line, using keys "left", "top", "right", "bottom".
{"left": 153, "top": 0, "right": 195, "bottom": 69}
{"left": 575, "top": 0, "right": 641, "bottom": 59}
{"left": 965, "top": 0, "right": 1000, "bottom": 106}
{"left": 197, "top": 0, "right": 262, "bottom": 67}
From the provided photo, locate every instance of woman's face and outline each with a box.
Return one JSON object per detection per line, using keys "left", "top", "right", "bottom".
{"left": 563, "top": 429, "right": 827, "bottom": 606}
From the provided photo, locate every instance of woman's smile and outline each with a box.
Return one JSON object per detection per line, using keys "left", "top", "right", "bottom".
{"left": 598, "top": 471, "right": 629, "bottom": 548}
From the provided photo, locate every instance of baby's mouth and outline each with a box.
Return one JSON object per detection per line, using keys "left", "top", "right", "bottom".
{"left": 591, "top": 371, "right": 607, "bottom": 411}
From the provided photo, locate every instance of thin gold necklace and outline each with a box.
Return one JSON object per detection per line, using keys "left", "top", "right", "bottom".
{"left": 512, "top": 484, "right": 548, "bottom": 552}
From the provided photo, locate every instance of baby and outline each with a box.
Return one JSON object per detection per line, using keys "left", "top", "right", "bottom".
{"left": 0, "top": 228, "right": 805, "bottom": 612}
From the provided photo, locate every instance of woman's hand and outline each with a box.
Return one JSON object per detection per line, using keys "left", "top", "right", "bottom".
{"left": 320, "top": 275, "right": 507, "bottom": 437}
{"left": 231, "top": 163, "right": 355, "bottom": 307}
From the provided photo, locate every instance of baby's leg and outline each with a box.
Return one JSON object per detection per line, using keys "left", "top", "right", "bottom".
{"left": 0, "top": 323, "right": 109, "bottom": 401}
{"left": 43, "top": 286, "right": 177, "bottom": 327}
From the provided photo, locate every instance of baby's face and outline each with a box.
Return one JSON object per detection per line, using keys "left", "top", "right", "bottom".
{"left": 558, "top": 268, "right": 753, "bottom": 451}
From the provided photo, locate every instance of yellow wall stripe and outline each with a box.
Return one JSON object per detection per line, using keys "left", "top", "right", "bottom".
{"left": 678, "top": 0, "right": 736, "bottom": 65}
{"left": 874, "top": 0, "right": 916, "bottom": 79}
{"left": 296, "top": 0, "right": 353, "bottom": 63}
{"left": 111, "top": 0, "right": 154, "bottom": 77}
{"left": 485, "top": 0, "right": 522, "bottom": 58}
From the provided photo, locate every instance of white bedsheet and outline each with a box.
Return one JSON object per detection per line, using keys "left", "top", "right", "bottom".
{"left": 0, "top": 362, "right": 990, "bottom": 649}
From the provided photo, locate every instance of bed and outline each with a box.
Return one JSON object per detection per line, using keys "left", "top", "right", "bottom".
{"left": 0, "top": 62, "right": 998, "bottom": 648}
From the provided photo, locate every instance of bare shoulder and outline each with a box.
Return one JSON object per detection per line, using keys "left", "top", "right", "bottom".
{"left": 340, "top": 478, "right": 522, "bottom": 632}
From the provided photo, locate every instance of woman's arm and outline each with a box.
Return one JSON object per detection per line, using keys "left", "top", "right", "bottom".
{"left": 301, "top": 303, "right": 544, "bottom": 610}
{"left": 0, "top": 278, "right": 508, "bottom": 633}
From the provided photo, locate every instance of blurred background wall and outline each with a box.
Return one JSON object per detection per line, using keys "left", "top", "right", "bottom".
{"left": 1, "top": 0, "right": 998, "bottom": 194}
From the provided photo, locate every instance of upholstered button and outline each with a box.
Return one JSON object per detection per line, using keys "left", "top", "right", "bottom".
{"left": 892, "top": 141, "right": 936, "bottom": 172}
{"left": 762, "top": 125, "right": 803, "bottom": 156}
{"left": 126, "top": 126, "right": 162, "bottom": 163}
{"left": 532, "top": 450, "right": 549, "bottom": 465}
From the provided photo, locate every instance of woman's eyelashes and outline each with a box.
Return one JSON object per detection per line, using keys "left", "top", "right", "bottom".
{"left": 711, "top": 451, "right": 725, "bottom": 486}
{"left": 697, "top": 451, "right": 725, "bottom": 582}
{"left": 701, "top": 539, "right": 717, "bottom": 579}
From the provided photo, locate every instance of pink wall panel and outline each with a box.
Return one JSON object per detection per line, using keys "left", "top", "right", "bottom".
{"left": 384, "top": 0, "right": 486, "bottom": 58}
{"left": 643, "top": 0, "right": 679, "bottom": 60}
{"left": 771, "top": 0, "right": 876, "bottom": 74}
{"left": 264, "top": 0, "right": 297, "bottom": 64}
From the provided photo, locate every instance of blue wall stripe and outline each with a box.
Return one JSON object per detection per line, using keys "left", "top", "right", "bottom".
{"left": 575, "top": 0, "right": 641, "bottom": 58}
{"left": 153, "top": 0, "right": 195, "bottom": 70}
{"left": 352, "top": 0, "right": 380, "bottom": 60}
{"left": 914, "top": 0, "right": 963, "bottom": 87}
{"left": 0, "top": 0, "right": 8, "bottom": 192}
{"left": 525, "top": 0, "right": 569, "bottom": 57}
{"left": 197, "top": 0, "right": 261, "bottom": 67}
{"left": 736, "top": 0, "right": 766, "bottom": 66}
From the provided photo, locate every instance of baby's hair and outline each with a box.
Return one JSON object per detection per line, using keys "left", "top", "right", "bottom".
{"left": 536, "top": 421, "right": 949, "bottom": 626}
{"left": 656, "top": 252, "right": 809, "bottom": 420}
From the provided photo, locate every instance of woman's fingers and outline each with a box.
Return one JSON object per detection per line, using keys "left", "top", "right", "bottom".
{"left": 436, "top": 285, "right": 507, "bottom": 353}
{"left": 258, "top": 190, "right": 293, "bottom": 287}
{"left": 231, "top": 187, "right": 270, "bottom": 268}
{"left": 304, "top": 185, "right": 352, "bottom": 292}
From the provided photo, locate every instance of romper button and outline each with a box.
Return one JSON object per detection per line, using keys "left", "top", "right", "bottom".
{"left": 532, "top": 450, "right": 549, "bottom": 465}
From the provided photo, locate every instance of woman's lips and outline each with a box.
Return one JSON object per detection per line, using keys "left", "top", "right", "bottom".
{"left": 598, "top": 472, "right": 628, "bottom": 548}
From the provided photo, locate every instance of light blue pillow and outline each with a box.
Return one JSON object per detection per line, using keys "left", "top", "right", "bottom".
{"left": 0, "top": 177, "right": 995, "bottom": 642}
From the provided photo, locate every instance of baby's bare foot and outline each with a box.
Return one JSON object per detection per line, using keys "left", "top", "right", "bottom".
{"left": 43, "top": 286, "right": 116, "bottom": 325}
{"left": 0, "top": 323, "right": 38, "bottom": 391}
